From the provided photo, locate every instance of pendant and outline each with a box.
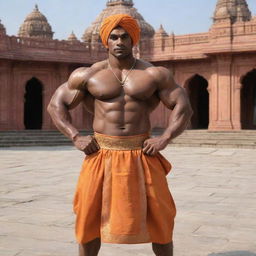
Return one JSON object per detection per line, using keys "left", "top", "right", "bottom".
{"left": 121, "top": 81, "right": 125, "bottom": 86}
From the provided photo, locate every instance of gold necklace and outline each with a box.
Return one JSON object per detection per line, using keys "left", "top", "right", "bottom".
{"left": 108, "top": 58, "right": 137, "bottom": 86}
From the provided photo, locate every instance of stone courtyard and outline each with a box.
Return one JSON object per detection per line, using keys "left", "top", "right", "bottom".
{"left": 0, "top": 145, "right": 256, "bottom": 256}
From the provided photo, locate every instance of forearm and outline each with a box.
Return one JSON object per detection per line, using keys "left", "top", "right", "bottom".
{"left": 48, "top": 103, "right": 79, "bottom": 140}
{"left": 162, "top": 105, "right": 192, "bottom": 141}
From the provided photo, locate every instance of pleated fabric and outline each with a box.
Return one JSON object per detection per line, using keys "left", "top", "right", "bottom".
{"left": 73, "top": 133, "right": 176, "bottom": 244}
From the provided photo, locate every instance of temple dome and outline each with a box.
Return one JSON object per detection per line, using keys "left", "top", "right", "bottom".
{"left": 82, "top": 0, "right": 155, "bottom": 43}
{"left": 67, "top": 31, "right": 79, "bottom": 42}
{"left": 0, "top": 19, "right": 6, "bottom": 35}
{"left": 18, "top": 5, "right": 53, "bottom": 39}
{"left": 213, "top": 0, "right": 252, "bottom": 23}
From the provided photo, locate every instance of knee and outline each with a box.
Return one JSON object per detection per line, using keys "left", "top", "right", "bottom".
{"left": 152, "top": 241, "right": 173, "bottom": 256}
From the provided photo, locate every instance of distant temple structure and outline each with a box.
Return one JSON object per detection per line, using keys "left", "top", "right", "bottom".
{"left": 0, "top": 0, "right": 256, "bottom": 130}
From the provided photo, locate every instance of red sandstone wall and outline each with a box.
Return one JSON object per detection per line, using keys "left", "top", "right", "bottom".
{"left": 1, "top": 18, "right": 256, "bottom": 131}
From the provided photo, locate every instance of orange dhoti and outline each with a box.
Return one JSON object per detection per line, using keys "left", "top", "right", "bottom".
{"left": 73, "top": 133, "right": 176, "bottom": 244}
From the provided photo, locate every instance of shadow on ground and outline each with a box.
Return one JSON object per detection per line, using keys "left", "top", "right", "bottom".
{"left": 209, "top": 251, "right": 256, "bottom": 256}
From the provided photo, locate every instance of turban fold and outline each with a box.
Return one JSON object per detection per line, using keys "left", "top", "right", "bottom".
{"left": 99, "top": 14, "right": 140, "bottom": 48}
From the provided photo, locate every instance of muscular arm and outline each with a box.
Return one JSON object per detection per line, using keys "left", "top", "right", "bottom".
{"left": 143, "top": 67, "right": 193, "bottom": 155}
{"left": 47, "top": 82, "right": 84, "bottom": 140}
{"left": 158, "top": 70, "right": 193, "bottom": 141}
{"left": 48, "top": 67, "right": 99, "bottom": 154}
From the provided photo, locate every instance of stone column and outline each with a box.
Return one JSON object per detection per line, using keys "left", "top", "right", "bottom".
{"left": 0, "top": 61, "right": 11, "bottom": 130}
{"left": 41, "top": 75, "right": 51, "bottom": 130}
{"left": 232, "top": 78, "right": 242, "bottom": 130}
{"left": 210, "top": 55, "right": 233, "bottom": 130}
{"left": 208, "top": 60, "right": 218, "bottom": 130}
{"left": 15, "top": 73, "right": 26, "bottom": 130}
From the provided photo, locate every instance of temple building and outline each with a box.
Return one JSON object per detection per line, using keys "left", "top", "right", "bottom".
{"left": 0, "top": 0, "right": 256, "bottom": 131}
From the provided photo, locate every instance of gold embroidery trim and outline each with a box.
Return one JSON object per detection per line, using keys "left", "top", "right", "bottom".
{"left": 94, "top": 132, "right": 149, "bottom": 150}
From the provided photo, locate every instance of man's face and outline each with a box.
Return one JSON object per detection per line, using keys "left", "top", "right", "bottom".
{"left": 107, "top": 26, "right": 133, "bottom": 59}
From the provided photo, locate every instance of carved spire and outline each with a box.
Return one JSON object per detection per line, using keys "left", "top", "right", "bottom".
{"left": 155, "top": 24, "right": 168, "bottom": 37}
{"left": 107, "top": 0, "right": 133, "bottom": 7}
{"left": 213, "top": 0, "right": 252, "bottom": 24}
{"left": 67, "top": 31, "right": 79, "bottom": 42}
{"left": 236, "top": 0, "right": 252, "bottom": 21}
{"left": 34, "top": 4, "right": 39, "bottom": 11}
{"left": 0, "top": 19, "right": 6, "bottom": 35}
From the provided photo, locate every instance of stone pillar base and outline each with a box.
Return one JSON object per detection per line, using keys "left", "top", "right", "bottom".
{"left": 208, "top": 121, "right": 234, "bottom": 130}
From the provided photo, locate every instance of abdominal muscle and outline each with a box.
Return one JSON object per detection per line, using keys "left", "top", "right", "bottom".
{"left": 92, "top": 96, "right": 151, "bottom": 136}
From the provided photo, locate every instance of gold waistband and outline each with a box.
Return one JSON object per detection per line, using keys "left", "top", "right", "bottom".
{"left": 94, "top": 132, "right": 150, "bottom": 150}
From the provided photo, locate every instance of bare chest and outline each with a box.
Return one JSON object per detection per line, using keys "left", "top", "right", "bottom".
{"left": 87, "top": 69, "right": 157, "bottom": 101}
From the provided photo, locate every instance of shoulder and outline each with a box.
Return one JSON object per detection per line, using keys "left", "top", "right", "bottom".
{"left": 68, "top": 60, "right": 108, "bottom": 90}
{"left": 136, "top": 60, "right": 174, "bottom": 89}
{"left": 142, "top": 64, "right": 173, "bottom": 89}
{"left": 146, "top": 66, "right": 171, "bottom": 82}
{"left": 136, "top": 59, "right": 161, "bottom": 78}
{"left": 136, "top": 59, "right": 171, "bottom": 80}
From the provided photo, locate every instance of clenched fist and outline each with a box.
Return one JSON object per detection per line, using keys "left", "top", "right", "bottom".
{"left": 73, "top": 135, "right": 100, "bottom": 155}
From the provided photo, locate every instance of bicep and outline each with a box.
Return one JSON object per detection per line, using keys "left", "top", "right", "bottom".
{"left": 49, "top": 82, "right": 85, "bottom": 110}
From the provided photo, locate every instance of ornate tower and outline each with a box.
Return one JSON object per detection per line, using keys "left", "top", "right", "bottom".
{"left": 0, "top": 19, "right": 6, "bottom": 35}
{"left": 67, "top": 31, "right": 79, "bottom": 42}
{"left": 213, "top": 0, "right": 252, "bottom": 23}
{"left": 18, "top": 4, "right": 54, "bottom": 39}
{"left": 154, "top": 25, "right": 168, "bottom": 37}
{"left": 82, "top": 0, "right": 155, "bottom": 43}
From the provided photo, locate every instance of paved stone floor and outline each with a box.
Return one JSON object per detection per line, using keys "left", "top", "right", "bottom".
{"left": 0, "top": 146, "right": 256, "bottom": 256}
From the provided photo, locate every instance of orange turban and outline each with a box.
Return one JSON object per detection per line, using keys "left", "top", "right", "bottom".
{"left": 99, "top": 14, "right": 140, "bottom": 48}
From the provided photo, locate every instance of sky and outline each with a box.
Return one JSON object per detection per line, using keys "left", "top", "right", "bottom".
{"left": 1, "top": 0, "right": 256, "bottom": 40}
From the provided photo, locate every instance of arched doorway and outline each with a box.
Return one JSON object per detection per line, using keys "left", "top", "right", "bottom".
{"left": 241, "top": 69, "right": 256, "bottom": 129}
{"left": 24, "top": 77, "right": 43, "bottom": 129}
{"left": 186, "top": 74, "right": 209, "bottom": 129}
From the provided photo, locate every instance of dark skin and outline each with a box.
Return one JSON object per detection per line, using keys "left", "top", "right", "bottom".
{"left": 48, "top": 26, "right": 193, "bottom": 256}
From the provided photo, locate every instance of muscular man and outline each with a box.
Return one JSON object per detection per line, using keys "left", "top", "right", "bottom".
{"left": 48, "top": 14, "right": 192, "bottom": 256}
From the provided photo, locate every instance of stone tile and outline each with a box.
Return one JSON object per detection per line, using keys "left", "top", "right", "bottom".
{"left": 0, "top": 146, "right": 256, "bottom": 255}
{"left": 0, "top": 248, "right": 22, "bottom": 256}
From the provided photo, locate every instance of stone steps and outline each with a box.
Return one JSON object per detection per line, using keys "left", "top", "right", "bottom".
{"left": 171, "top": 130, "right": 256, "bottom": 148}
{"left": 0, "top": 130, "right": 90, "bottom": 147}
{"left": 0, "top": 130, "right": 256, "bottom": 148}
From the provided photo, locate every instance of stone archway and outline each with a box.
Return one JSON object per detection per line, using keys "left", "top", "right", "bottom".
{"left": 24, "top": 77, "right": 43, "bottom": 129}
{"left": 241, "top": 69, "right": 256, "bottom": 129}
{"left": 185, "top": 74, "right": 209, "bottom": 129}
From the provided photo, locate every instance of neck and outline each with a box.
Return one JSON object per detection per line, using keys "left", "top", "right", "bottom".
{"left": 108, "top": 54, "right": 135, "bottom": 70}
